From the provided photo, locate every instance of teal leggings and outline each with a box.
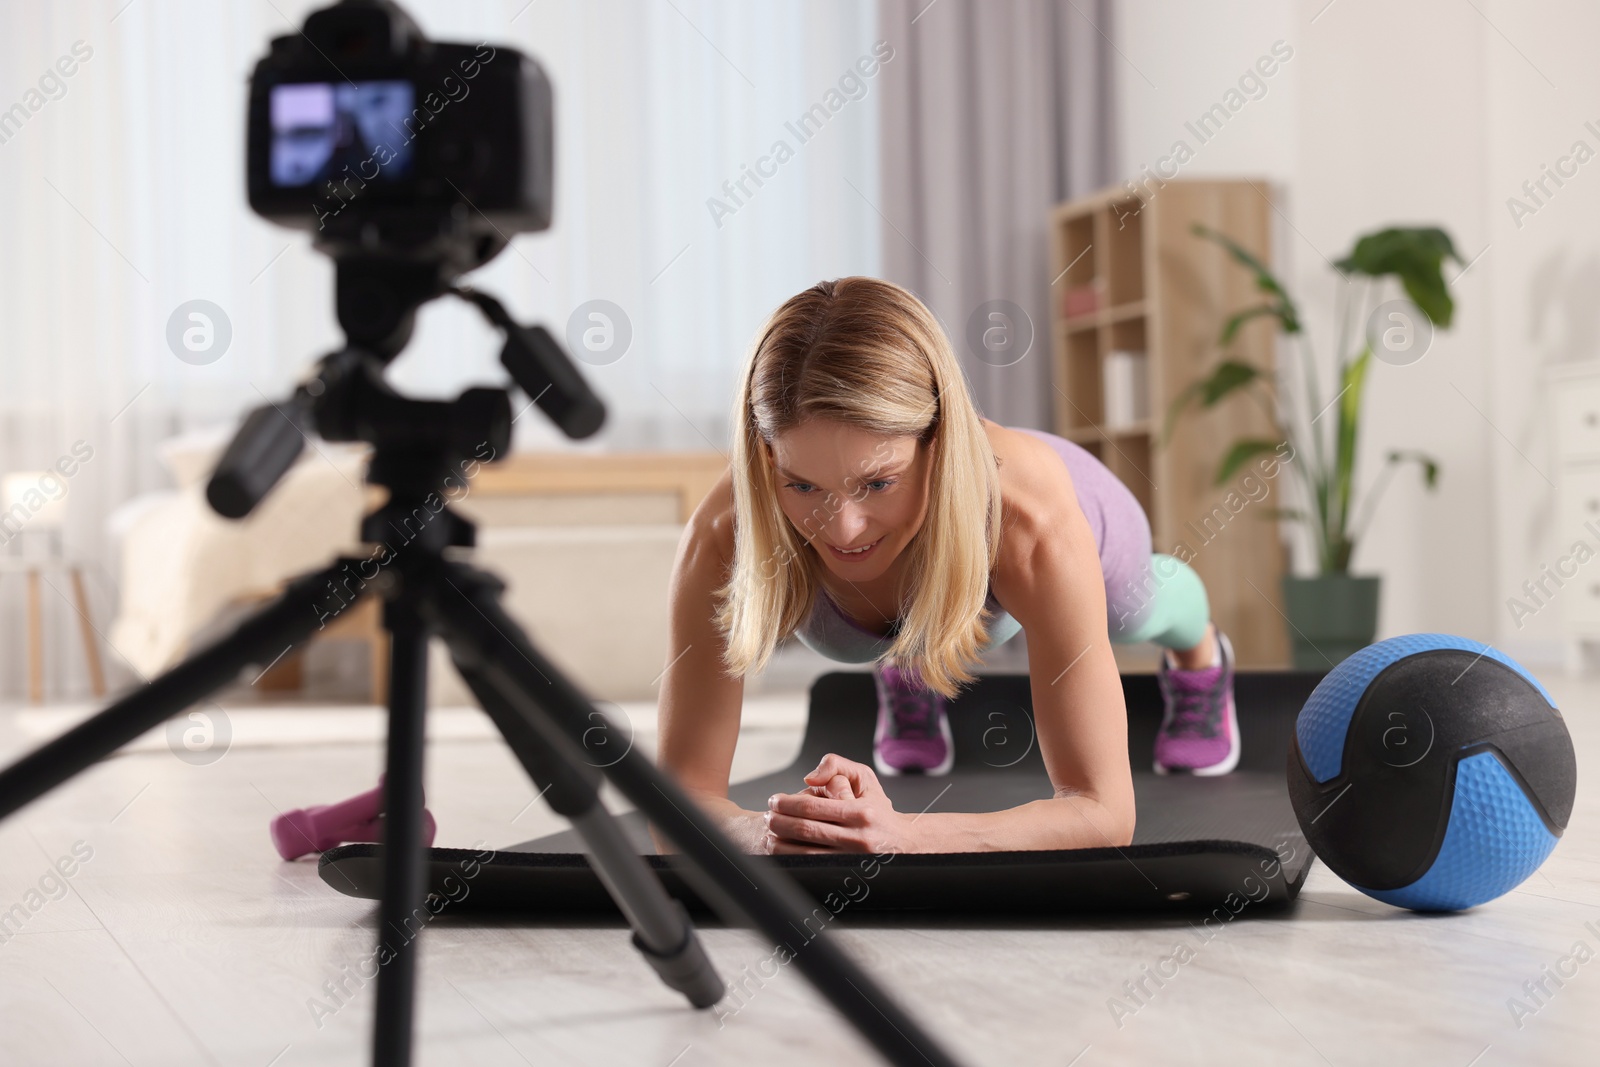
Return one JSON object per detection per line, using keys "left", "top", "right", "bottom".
{"left": 1108, "top": 552, "right": 1212, "bottom": 651}
{"left": 1014, "top": 428, "right": 1211, "bottom": 653}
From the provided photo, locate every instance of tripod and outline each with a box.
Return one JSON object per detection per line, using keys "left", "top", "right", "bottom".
{"left": 0, "top": 265, "right": 966, "bottom": 1067}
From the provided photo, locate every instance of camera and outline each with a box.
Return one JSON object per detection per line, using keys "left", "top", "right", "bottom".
{"left": 245, "top": 0, "right": 553, "bottom": 274}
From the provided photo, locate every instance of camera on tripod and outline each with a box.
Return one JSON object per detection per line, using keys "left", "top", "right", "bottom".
{"left": 246, "top": 0, "right": 552, "bottom": 267}
{"left": 208, "top": 0, "right": 602, "bottom": 523}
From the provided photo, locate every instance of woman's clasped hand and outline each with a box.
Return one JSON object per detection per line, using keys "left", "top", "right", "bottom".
{"left": 762, "top": 753, "right": 920, "bottom": 854}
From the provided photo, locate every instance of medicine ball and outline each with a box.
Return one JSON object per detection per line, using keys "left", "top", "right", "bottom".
{"left": 1287, "top": 633, "right": 1576, "bottom": 912}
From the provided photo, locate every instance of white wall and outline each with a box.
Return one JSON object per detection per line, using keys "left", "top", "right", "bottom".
{"left": 1480, "top": 0, "right": 1600, "bottom": 667}
{"left": 1114, "top": 0, "right": 1586, "bottom": 663}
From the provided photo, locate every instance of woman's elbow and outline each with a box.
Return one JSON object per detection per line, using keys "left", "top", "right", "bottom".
{"left": 1053, "top": 787, "right": 1135, "bottom": 848}
{"left": 1105, "top": 794, "right": 1136, "bottom": 846}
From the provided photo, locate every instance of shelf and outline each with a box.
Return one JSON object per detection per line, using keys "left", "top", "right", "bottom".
{"left": 1059, "top": 300, "right": 1148, "bottom": 333}
{"left": 1060, "top": 421, "right": 1153, "bottom": 445}
{"left": 1045, "top": 178, "right": 1286, "bottom": 667}
{"left": 1105, "top": 419, "right": 1154, "bottom": 438}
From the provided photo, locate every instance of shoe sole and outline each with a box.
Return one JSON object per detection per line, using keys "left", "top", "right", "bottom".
{"left": 874, "top": 706, "right": 955, "bottom": 777}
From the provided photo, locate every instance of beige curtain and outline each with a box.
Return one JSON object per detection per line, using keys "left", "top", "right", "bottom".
{"left": 877, "top": 0, "right": 1115, "bottom": 429}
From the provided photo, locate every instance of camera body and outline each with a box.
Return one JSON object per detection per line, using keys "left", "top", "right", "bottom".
{"left": 246, "top": 0, "right": 552, "bottom": 271}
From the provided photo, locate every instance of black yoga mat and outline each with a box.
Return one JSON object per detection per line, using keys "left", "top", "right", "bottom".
{"left": 320, "top": 669, "right": 1326, "bottom": 915}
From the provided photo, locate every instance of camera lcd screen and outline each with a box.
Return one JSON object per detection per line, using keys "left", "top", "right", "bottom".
{"left": 269, "top": 81, "right": 415, "bottom": 187}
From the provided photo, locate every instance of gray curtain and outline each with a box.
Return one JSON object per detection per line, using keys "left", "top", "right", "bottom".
{"left": 877, "top": 0, "right": 1115, "bottom": 429}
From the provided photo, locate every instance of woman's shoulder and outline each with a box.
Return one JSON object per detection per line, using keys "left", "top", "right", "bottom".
{"left": 981, "top": 420, "right": 1080, "bottom": 542}
{"left": 678, "top": 465, "right": 738, "bottom": 573}
{"left": 981, "top": 420, "right": 1097, "bottom": 612}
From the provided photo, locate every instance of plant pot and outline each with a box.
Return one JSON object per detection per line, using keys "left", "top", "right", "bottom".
{"left": 1280, "top": 573, "right": 1381, "bottom": 670}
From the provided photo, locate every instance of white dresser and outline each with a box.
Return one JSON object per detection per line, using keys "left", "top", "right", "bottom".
{"left": 1549, "top": 362, "right": 1600, "bottom": 671}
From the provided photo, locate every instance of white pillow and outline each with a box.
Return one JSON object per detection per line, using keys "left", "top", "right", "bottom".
{"left": 156, "top": 424, "right": 238, "bottom": 489}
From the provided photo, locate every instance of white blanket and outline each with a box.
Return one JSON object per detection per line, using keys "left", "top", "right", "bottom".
{"left": 107, "top": 438, "right": 371, "bottom": 678}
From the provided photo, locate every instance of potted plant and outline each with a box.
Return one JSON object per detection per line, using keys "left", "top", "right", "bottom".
{"left": 1163, "top": 224, "right": 1460, "bottom": 668}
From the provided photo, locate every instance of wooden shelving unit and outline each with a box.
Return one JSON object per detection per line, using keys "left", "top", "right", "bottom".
{"left": 1048, "top": 179, "right": 1290, "bottom": 669}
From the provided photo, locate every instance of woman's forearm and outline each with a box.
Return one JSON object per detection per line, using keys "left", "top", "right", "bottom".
{"left": 904, "top": 794, "right": 1135, "bottom": 853}
{"left": 650, "top": 791, "right": 768, "bottom": 855}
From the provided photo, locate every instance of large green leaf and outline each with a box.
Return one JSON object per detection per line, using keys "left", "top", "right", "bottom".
{"left": 1192, "top": 223, "right": 1302, "bottom": 335}
{"left": 1160, "top": 361, "right": 1265, "bottom": 444}
{"left": 1201, "top": 360, "right": 1265, "bottom": 405}
{"left": 1333, "top": 226, "right": 1464, "bottom": 327}
{"left": 1213, "top": 438, "right": 1285, "bottom": 486}
{"left": 1220, "top": 304, "right": 1290, "bottom": 345}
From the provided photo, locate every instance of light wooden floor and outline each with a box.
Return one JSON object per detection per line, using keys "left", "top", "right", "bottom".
{"left": 0, "top": 661, "right": 1594, "bottom": 1066}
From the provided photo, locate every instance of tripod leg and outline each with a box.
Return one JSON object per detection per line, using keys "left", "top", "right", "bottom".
{"left": 419, "top": 561, "right": 966, "bottom": 1067}
{"left": 372, "top": 590, "right": 429, "bottom": 1067}
{"left": 449, "top": 654, "right": 723, "bottom": 1008}
{"left": 0, "top": 562, "right": 350, "bottom": 819}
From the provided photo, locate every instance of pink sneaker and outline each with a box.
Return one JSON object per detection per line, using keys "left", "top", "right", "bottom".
{"left": 872, "top": 662, "right": 954, "bottom": 776}
{"left": 1154, "top": 627, "right": 1240, "bottom": 775}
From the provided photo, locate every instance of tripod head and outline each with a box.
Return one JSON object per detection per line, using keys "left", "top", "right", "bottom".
{"left": 205, "top": 276, "right": 605, "bottom": 529}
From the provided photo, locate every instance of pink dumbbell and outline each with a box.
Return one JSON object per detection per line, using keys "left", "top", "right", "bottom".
{"left": 270, "top": 777, "right": 437, "bottom": 860}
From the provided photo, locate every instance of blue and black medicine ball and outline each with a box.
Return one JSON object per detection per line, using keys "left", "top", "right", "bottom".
{"left": 1287, "top": 633, "right": 1577, "bottom": 912}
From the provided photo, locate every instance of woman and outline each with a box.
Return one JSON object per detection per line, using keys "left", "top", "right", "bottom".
{"left": 656, "top": 277, "right": 1236, "bottom": 857}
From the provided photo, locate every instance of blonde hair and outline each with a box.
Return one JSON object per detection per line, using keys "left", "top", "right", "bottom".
{"left": 714, "top": 276, "right": 1003, "bottom": 699}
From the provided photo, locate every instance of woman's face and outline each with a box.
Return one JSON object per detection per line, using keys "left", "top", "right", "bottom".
{"left": 767, "top": 418, "right": 932, "bottom": 584}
